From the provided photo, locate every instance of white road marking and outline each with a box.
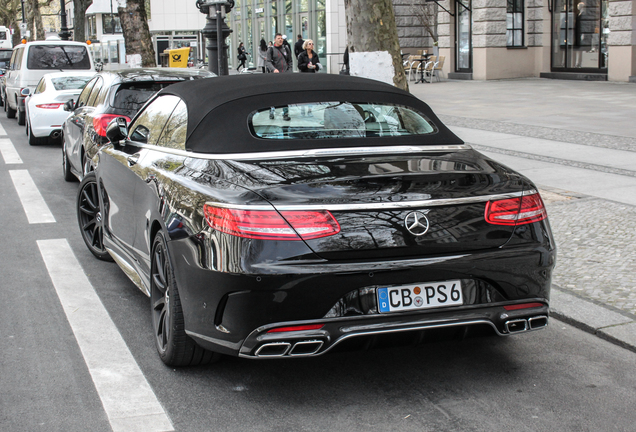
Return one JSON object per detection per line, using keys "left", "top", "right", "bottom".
{"left": 0, "top": 123, "right": 6, "bottom": 135}
{"left": 9, "top": 170, "right": 55, "bottom": 223}
{"left": 38, "top": 239, "right": 174, "bottom": 432}
{"left": 0, "top": 138, "right": 23, "bottom": 164}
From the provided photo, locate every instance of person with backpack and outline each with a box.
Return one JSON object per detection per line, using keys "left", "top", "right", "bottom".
{"left": 266, "top": 34, "right": 293, "bottom": 120}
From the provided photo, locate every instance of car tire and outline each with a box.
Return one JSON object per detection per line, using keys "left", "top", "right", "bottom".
{"left": 6, "top": 99, "right": 16, "bottom": 119}
{"left": 151, "top": 231, "right": 220, "bottom": 367}
{"left": 77, "top": 172, "right": 113, "bottom": 261}
{"left": 17, "top": 109, "right": 25, "bottom": 125}
{"left": 62, "top": 142, "right": 76, "bottom": 182}
{"left": 27, "top": 121, "right": 46, "bottom": 146}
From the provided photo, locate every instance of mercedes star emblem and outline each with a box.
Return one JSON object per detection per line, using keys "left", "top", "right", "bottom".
{"left": 404, "top": 211, "right": 430, "bottom": 236}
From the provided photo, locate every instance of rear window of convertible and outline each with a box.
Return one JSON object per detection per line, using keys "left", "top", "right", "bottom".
{"left": 250, "top": 102, "right": 436, "bottom": 139}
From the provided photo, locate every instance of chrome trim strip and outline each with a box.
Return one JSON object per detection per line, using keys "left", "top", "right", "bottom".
{"left": 136, "top": 144, "right": 472, "bottom": 160}
{"left": 207, "top": 189, "right": 538, "bottom": 212}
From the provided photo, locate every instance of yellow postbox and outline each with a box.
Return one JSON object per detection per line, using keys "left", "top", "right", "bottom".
{"left": 168, "top": 47, "right": 190, "bottom": 68}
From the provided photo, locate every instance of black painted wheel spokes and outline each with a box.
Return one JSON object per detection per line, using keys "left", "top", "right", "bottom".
{"left": 76, "top": 173, "right": 111, "bottom": 261}
{"left": 150, "top": 232, "right": 219, "bottom": 366}
{"left": 151, "top": 241, "right": 171, "bottom": 355}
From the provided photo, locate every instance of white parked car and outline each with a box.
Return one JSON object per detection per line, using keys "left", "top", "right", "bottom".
{"left": 3, "top": 38, "right": 95, "bottom": 125}
{"left": 25, "top": 71, "right": 96, "bottom": 145}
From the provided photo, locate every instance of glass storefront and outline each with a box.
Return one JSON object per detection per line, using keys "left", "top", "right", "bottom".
{"left": 456, "top": 0, "right": 472, "bottom": 72}
{"left": 551, "top": 0, "right": 609, "bottom": 71}
{"left": 228, "top": 0, "right": 326, "bottom": 69}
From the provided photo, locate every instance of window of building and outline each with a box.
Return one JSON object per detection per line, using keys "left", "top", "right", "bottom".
{"left": 102, "top": 14, "right": 123, "bottom": 34}
{"left": 507, "top": 0, "right": 524, "bottom": 47}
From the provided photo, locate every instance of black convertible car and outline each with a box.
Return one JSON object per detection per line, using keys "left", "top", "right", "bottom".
{"left": 78, "top": 74, "right": 556, "bottom": 366}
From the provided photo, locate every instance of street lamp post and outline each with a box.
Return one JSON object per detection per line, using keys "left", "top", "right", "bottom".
{"left": 196, "top": 0, "right": 234, "bottom": 76}
{"left": 59, "top": 0, "right": 72, "bottom": 40}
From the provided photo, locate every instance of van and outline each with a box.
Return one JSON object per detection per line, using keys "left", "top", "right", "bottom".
{"left": 0, "top": 26, "right": 11, "bottom": 50}
{"left": 3, "top": 38, "right": 95, "bottom": 125}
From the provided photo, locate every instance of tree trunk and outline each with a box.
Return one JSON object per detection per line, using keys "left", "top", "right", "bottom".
{"left": 344, "top": 0, "right": 408, "bottom": 91}
{"left": 27, "top": 0, "right": 46, "bottom": 41}
{"left": 73, "top": 0, "right": 93, "bottom": 42}
{"left": 118, "top": 0, "right": 156, "bottom": 67}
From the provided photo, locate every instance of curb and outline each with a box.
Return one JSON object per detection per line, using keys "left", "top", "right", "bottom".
{"left": 549, "top": 286, "right": 636, "bottom": 353}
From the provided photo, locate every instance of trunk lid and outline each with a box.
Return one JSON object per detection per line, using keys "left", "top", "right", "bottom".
{"left": 218, "top": 150, "right": 526, "bottom": 260}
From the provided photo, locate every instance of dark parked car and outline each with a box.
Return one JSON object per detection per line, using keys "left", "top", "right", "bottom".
{"left": 78, "top": 74, "right": 556, "bottom": 366}
{"left": 62, "top": 67, "right": 215, "bottom": 182}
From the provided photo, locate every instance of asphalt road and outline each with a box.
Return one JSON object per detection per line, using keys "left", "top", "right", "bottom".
{"left": 1, "top": 113, "right": 635, "bottom": 432}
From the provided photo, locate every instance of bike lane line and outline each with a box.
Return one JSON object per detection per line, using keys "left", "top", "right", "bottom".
{"left": 0, "top": 138, "right": 22, "bottom": 164}
{"left": 38, "top": 238, "right": 174, "bottom": 432}
{"left": 9, "top": 169, "right": 55, "bottom": 223}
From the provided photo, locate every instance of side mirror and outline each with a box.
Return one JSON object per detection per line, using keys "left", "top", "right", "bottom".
{"left": 106, "top": 117, "right": 128, "bottom": 144}
{"left": 63, "top": 99, "right": 75, "bottom": 112}
{"left": 20, "top": 88, "right": 31, "bottom": 97}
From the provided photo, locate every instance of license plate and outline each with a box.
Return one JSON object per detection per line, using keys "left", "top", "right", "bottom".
{"left": 377, "top": 280, "right": 463, "bottom": 313}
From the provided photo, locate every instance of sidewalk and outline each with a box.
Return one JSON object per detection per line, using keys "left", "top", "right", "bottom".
{"left": 410, "top": 78, "right": 636, "bottom": 352}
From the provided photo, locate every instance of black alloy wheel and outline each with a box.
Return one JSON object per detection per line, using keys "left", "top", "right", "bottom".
{"left": 77, "top": 172, "right": 112, "bottom": 261}
{"left": 150, "top": 231, "right": 219, "bottom": 367}
{"left": 62, "top": 140, "right": 76, "bottom": 182}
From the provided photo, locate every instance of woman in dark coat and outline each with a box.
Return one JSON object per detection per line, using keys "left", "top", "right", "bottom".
{"left": 297, "top": 39, "right": 321, "bottom": 73}
{"left": 237, "top": 42, "right": 248, "bottom": 71}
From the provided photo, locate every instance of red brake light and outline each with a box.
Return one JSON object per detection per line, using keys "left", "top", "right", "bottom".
{"left": 36, "top": 103, "right": 63, "bottom": 109}
{"left": 503, "top": 302, "right": 545, "bottom": 311}
{"left": 485, "top": 193, "right": 547, "bottom": 226}
{"left": 267, "top": 324, "right": 324, "bottom": 333}
{"left": 93, "top": 114, "right": 131, "bottom": 137}
{"left": 203, "top": 205, "right": 340, "bottom": 241}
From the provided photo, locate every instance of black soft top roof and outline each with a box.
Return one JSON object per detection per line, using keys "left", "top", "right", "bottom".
{"left": 158, "top": 73, "right": 463, "bottom": 154}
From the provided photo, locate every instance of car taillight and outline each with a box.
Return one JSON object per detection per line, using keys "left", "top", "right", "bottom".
{"left": 36, "top": 103, "right": 64, "bottom": 109}
{"left": 93, "top": 114, "right": 131, "bottom": 137}
{"left": 485, "top": 193, "right": 547, "bottom": 226}
{"left": 267, "top": 324, "right": 324, "bottom": 333}
{"left": 203, "top": 205, "right": 340, "bottom": 240}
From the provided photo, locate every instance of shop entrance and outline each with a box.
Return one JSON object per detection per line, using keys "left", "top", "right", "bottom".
{"left": 551, "top": 0, "right": 609, "bottom": 70}
{"left": 455, "top": 0, "right": 472, "bottom": 73}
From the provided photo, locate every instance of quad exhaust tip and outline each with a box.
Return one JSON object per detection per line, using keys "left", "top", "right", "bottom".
{"left": 255, "top": 340, "right": 324, "bottom": 357}
{"left": 505, "top": 315, "right": 548, "bottom": 334}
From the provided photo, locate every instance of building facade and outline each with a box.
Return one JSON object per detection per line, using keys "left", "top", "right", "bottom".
{"left": 395, "top": 0, "right": 635, "bottom": 82}
{"left": 64, "top": 0, "right": 634, "bottom": 82}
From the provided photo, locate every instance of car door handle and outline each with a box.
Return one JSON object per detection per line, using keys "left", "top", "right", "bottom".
{"left": 127, "top": 154, "right": 139, "bottom": 166}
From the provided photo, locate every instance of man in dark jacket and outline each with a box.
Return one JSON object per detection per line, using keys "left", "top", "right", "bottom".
{"left": 266, "top": 33, "right": 293, "bottom": 120}
{"left": 266, "top": 33, "right": 292, "bottom": 74}
{"left": 294, "top": 34, "right": 305, "bottom": 59}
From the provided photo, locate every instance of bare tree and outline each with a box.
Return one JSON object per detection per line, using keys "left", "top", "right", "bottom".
{"left": 410, "top": 1, "right": 438, "bottom": 44}
{"left": 117, "top": 0, "right": 156, "bottom": 67}
{"left": 73, "top": 0, "right": 93, "bottom": 42}
{"left": 0, "top": 0, "right": 24, "bottom": 45}
{"left": 26, "top": 0, "right": 53, "bottom": 41}
{"left": 344, "top": 0, "right": 408, "bottom": 91}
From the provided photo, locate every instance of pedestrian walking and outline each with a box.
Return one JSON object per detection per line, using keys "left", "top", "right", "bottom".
{"left": 266, "top": 33, "right": 292, "bottom": 74}
{"left": 294, "top": 34, "right": 305, "bottom": 66}
{"left": 237, "top": 42, "right": 248, "bottom": 71}
{"left": 266, "top": 33, "right": 293, "bottom": 120}
{"left": 297, "top": 39, "right": 320, "bottom": 73}
{"left": 257, "top": 39, "right": 267, "bottom": 73}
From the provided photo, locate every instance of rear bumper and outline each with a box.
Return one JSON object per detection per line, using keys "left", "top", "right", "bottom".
{"left": 169, "top": 233, "right": 555, "bottom": 358}
{"left": 233, "top": 305, "right": 549, "bottom": 358}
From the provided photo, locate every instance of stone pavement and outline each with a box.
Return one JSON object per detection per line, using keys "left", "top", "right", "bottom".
{"left": 409, "top": 78, "right": 636, "bottom": 352}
